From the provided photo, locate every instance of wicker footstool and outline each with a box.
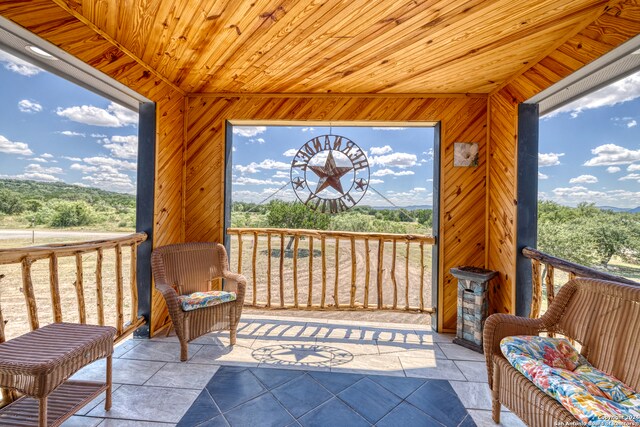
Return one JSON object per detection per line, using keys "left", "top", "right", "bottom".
{"left": 0, "top": 322, "right": 116, "bottom": 427}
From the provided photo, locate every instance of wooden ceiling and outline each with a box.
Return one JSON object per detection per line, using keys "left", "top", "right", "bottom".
{"left": 62, "top": 0, "right": 613, "bottom": 94}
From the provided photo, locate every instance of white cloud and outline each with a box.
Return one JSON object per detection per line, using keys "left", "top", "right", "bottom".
{"left": 569, "top": 174, "right": 598, "bottom": 184}
{"left": 0, "top": 135, "right": 33, "bottom": 155}
{"left": 58, "top": 131, "right": 85, "bottom": 137}
{"left": 234, "top": 177, "right": 287, "bottom": 186}
{"left": 539, "top": 152, "right": 564, "bottom": 167}
{"left": 1, "top": 172, "right": 60, "bottom": 182}
{"left": 249, "top": 138, "right": 266, "bottom": 144}
{"left": 272, "top": 171, "right": 290, "bottom": 179}
{"left": 18, "top": 99, "right": 42, "bottom": 114}
{"left": 627, "top": 164, "right": 640, "bottom": 172}
{"left": 371, "top": 168, "right": 415, "bottom": 177}
{"left": 607, "top": 166, "right": 621, "bottom": 173}
{"left": 369, "top": 152, "right": 417, "bottom": 168}
{"left": 369, "top": 179, "right": 384, "bottom": 184}
{"left": 619, "top": 173, "right": 640, "bottom": 182}
{"left": 545, "top": 71, "right": 640, "bottom": 118}
{"left": 70, "top": 163, "right": 99, "bottom": 173}
{"left": 628, "top": 120, "right": 637, "bottom": 128}
{"left": 283, "top": 149, "right": 298, "bottom": 157}
{"left": 62, "top": 156, "right": 82, "bottom": 162}
{"left": 545, "top": 186, "right": 640, "bottom": 208}
{"left": 56, "top": 102, "right": 137, "bottom": 127}
{"left": 232, "top": 126, "right": 266, "bottom": 137}
{"left": 81, "top": 166, "right": 135, "bottom": 193}
{"left": 235, "top": 159, "right": 289, "bottom": 174}
{"left": 584, "top": 144, "right": 640, "bottom": 166}
{"left": 370, "top": 145, "right": 393, "bottom": 155}
{"left": 0, "top": 51, "right": 42, "bottom": 76}
{"left": 301, "top": 127, "right": 315, "bottom": 132}
{"left": 372, "top": 127, "right": 406, "bottom": 131}
{"left": 41, "top": 153, "right": 54, "bottom": 158}
{"left": 538, "top": 172, "right": 548, "bottom": 180}
{"left": 31, "top": 157, "right": 48, "bottom": 163}
{"left": 82, "top": 156, "right": 136, "bottom": 171}
{"left": 91, "top": 133, "right": 107, "bottom": 138}
{"left": 25, "top": 164, "right": 63, "bottom": 175}
{"left": 102, "top": 135, "right": 138, "bottom": 159}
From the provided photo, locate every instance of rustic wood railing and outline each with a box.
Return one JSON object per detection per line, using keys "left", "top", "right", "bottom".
{"left": 227, "top": 228, "right": 435, "bottom": 312}
{"left": 523, "top": 247, "right": 639, "bottom": 318}
{"left": 0, "top": 233, "right": 147, "bottom": 344}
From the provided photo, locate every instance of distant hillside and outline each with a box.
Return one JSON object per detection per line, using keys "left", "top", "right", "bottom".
{"left": 597, "top": 205, "right": 640, "bottom": 213}
{"left": 0, "top": 179, "right": 135, "bottom": 207}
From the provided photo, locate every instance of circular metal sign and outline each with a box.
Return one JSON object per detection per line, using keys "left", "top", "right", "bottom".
{"left": 290, "top": 134, "right": 370, "bottom": 214}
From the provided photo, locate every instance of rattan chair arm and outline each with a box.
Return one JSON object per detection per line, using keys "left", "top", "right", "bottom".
{"left": 483, "top": 313, "right": 544, "bottom": 389}
{"left": 221, "top": 271, "right": 247, "bottom": 293}
{"left": 155, "top": 282, "right": 183, "bottom": 321}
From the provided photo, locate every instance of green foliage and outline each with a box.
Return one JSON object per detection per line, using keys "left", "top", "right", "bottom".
{"left": 0, "top": 188, "right": 25, "bottom": 214}
{"left": 48, "top": 201, "right": 97, "bottom": 227}
{"left": 266, "top": 201, "right": 331, "bottom": 230}
{"left": 538, "top": 201, "right": 640, "bottom": 267}
{"left": 0, "top": 179, "right": 135, "bottom": 230}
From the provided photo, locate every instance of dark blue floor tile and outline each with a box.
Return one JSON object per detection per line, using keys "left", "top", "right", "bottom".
{"left": 197, "top": 414, "right": 230, "bottom": 427}
{"left": 429, "top": 379, "right": 459, "bottom": 396}
{"left": 308, "top": 371, "right": 363, "bottom": 394}
{"left": 376, "top": 401, "right": 444, "bottom": 427}
{"left": 250, "top": 367, "right": 304, "bottom": 388}
{"left": 272, "top": 374, "right": 333, "bottom": 418}
{"left": 177, "top": 389, "right": 220, "bottom": 427}
{"left": 337, "top": 377, "right": 402, "bottom": 424}
{"left": 368, "top": 375, "right": 426, "bottom": 399}
{"left": 406, "top": 382, "right": 468, "bottom": 427}
{"left": 206, "top": 368, "right": 266, "bottom": 411}
{"left": 299, "top": 397, "right": 370, "bottom": 427}
{"left": 223, "top": 393, "right": 295, "bottom": 427}
{"left": 458, "top": 414, "right": 477, "bottom": 427}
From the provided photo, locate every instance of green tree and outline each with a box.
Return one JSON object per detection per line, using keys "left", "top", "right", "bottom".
{"left": 267, "top": 201, "right": 331, "bottom": 250}
{"left": 0, "top": 189, "right": 25, "bottom": 214}
{"left": 48, "top": 201, "right": 97, "bottom": 227}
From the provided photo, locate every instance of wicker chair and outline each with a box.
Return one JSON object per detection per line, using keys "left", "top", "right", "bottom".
{"left": 151, "top": 242, "right": 246, "bottom": 361}
{"left": 484, "top": 278, "right": 640, "bottom": 427}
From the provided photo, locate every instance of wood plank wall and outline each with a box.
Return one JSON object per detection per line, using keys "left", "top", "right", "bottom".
{"left": 486, "top": 0, "right": 640, "bottom": 315}
{"left": 185, "top": 95, "right": 487, "bottom": 331}
{"left": 0, "top": 1, "right": 186, "bottom": 334}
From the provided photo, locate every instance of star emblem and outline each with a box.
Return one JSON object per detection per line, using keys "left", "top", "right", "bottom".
{"left": 308, "top": 150, "right": 353, "bottom": 195}
{"left": 355, "top": 178, "right": 368, "bottom": 191}
{"left": 292, "top": 176, "right": 306, "bottom": 189}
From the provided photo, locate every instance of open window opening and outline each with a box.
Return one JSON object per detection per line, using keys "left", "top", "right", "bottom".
{"left": 226, "top": 122, "right": 438, "bottom": 323}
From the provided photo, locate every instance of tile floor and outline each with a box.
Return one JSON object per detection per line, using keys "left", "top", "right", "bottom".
{"left": 63, "top": 314, "right": 525, "bottom": 427}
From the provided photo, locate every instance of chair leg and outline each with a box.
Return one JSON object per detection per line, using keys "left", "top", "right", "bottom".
{"left": 105, "top": 355, "right": 112, "bottom": 411}
{"left": 230, "top": 327, "right": 237, "bottom": 345}
{"left": 492, "top": 362, "right": 501, "bottom": 423}
{"left": 39, "top": 397, "right": 47, "bottom": 427}
{"left": 180, "top": 339, "right": 189, "bottom": 362}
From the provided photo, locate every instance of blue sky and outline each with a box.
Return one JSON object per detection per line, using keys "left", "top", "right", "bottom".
{"left": 0, "top": 49, "right": 138, "bottom": 193}
{"left": 231, "top": 125, "right": 434, "bottom": 208}
{"left": 1, "top": 46, "right": 639, "bottom": 208}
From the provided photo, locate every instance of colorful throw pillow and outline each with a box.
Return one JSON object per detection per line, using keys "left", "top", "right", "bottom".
{"left": 501, "top": 336, "right": 639, "bottom": 426}
{"left": 178, "top": 291, "right": 236, "bottom": 311}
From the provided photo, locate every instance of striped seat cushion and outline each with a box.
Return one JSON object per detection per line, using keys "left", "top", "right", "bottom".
{"left": 178, "top": 291, "right": 237, "bottom": 311}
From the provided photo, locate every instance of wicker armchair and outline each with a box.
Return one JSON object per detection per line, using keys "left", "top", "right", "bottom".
{"left": 484, "top": 278, "right": 640, "bottom": 426}
{"left": 151, "top": 242, "right": 246, "bottom": 361}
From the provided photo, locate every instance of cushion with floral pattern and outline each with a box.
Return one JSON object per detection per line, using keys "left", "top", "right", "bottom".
{"left": 178, "top": 290, "right": 236, "bottom": 311}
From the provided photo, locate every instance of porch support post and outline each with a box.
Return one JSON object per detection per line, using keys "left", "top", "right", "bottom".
{"left": 515, "top": 103, "right": 539, "bottom": 317}
{"left": 432, "top": 122, "right": 442, "bottom": 331}
{"left": 134, "top": 101, "right": 156, "bottom": 338}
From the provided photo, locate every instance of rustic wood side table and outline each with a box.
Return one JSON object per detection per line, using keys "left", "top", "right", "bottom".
{"left": 0, "top": 322, "right": 116, "bottom": 427}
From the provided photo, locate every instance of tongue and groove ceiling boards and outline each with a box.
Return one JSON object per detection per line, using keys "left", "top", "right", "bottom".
{"left": 57, "top": 0, "right": 616, "bottom": 94}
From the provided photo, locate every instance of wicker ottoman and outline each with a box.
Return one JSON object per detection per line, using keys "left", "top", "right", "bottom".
{"left": 0, "top": 322, "right": 116, "bottom": 427}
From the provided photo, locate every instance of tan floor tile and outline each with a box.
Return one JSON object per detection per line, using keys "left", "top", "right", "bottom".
{"left": 331, "top": 354, "right": 405, "bottom": 377}
{"left": 399, "top": 355, "right": 466, "bottom": 380}
{"left": 467, "top": 409, "right": 526, "bottom": 427}
{"left": 145, "top": 362, "right": 220, "bottom": 388}
{"left": 455, "top": 360, "right": 489, "bottom": 382}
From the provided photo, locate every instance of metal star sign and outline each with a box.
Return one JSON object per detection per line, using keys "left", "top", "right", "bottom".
{"left": 289, "top": 134, "right": 370, "bottom": 214}
{"left": 308, "top": 150, "right": 353, "bottom": 195}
